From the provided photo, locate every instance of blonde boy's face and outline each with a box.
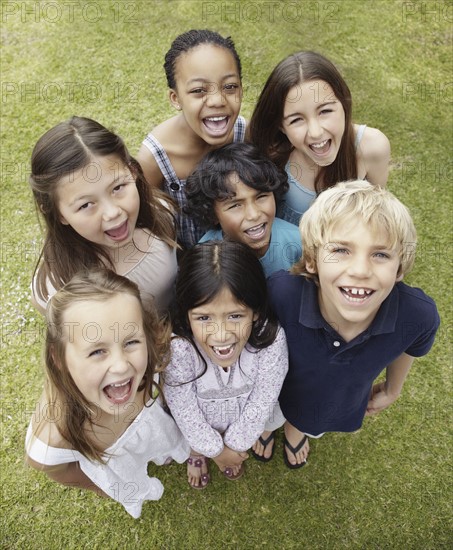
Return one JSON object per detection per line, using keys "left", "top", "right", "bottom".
{"left": 306, "top": 219, "right": 402, "bottom": 337}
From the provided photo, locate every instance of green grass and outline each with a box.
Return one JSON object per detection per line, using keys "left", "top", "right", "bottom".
{"left": 1, "top": 0, "right": 452, "bottom": 548}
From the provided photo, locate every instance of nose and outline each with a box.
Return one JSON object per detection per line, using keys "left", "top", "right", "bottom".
{"left": 204, "top": 321, "right": 236, "bottom": 344}
{"left": 205, "top": 83, "right": 227, "bottom": 108}
{"left": 102, "top": 200, "right": 122, "bottom": 222}
{"left": 307, "top": 117, "right": 323, "bottom": 140}
{"left": 346, "top": 254, "right": 372, "bottom": 279}
{"left": 244, "top": 201, "right": 260, "bottom": 221}
{"left": 109, "top": 347, "right": 130, "bottom": 374}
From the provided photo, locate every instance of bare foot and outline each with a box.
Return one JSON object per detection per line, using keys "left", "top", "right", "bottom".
{"left": 251, "top": 430, "right": 275, "bottom": 461}
{"left": 284, "top": 422, "right": 310, "bottom": 466}
{"left": 187, "top": 453, "right": 210, "bottom": 489}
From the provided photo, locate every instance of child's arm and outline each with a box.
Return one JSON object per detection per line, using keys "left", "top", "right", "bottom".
{"left": 26, "top": 456, "right": 108, "bottom": 497}
{"left": 223, "top": 328, "right": 289, "bottom": 451}
{"left": 163, "top": 338, "right": 226, "bottom": 458}
{"left": 359, "top": 127, "right": 391, "bottom": 187}
{"left": 211, "top": 446, "right": 248, "bottom": 472}
{"left": 366, "top": 352, "right": 415, "bottom": 415}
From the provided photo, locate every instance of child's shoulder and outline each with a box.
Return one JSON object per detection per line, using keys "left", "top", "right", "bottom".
{"left": 355, "top": 124, "right": 390, "bottom": 158}
{"left": 272, "top": 217, "right": 301, "bottom": 238}
{"left": 396, "top": 281, "right": 439, "bottom": 315}
{"left": 29, "top": 392, "right": 71, "bottom": 450}
{"left": 148, "top": 116, "right": 182, "bottom": 151}
{"left": 268, "top": 269, "right": 305, "bottom": 296}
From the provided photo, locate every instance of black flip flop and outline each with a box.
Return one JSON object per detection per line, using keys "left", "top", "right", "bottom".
{"left": 283, "top": 435, "right": 308, "bottom": 469}
{"left": 251, "top": 432, "right": 275, "bottom": 463}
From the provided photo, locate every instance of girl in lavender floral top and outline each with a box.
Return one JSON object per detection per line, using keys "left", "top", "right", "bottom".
{"left": 163, "top": 241, "right": 288, "bottom": 489}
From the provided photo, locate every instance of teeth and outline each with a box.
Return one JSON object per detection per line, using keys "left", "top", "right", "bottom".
{"left": 205, "top": 116, "right": 227, "bottom": 121}
{"left": 311, "top": 139, "right": 328, "bottom": 149}
{"left": 213, "top": 344, "right": 233, "bottom": 351}
{"left": 110, "top": 380, "right": 130, "bottom": 388}
{"left": 342, "top": 287, "right": 372, "bottom": 295}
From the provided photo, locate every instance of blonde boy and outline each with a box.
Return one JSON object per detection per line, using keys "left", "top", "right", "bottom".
{"left": 267, "top": 180, "right": 440, "bottom": 468}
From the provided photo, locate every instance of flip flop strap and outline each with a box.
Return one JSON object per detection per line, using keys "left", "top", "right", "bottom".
{"left": 258, "top": 432, "right": 275, "bottom": 447}
{"left": 285, "top": 435, "right": 308, "bottom": 456}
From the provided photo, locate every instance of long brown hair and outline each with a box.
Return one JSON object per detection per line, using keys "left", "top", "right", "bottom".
{"left": 248, "top": 51, "right": 357, "bottom": 193}
{"left": 41, "top": 268, "right": 171, "bottom": 462}
{"left": 30, "top": 116, "right": 177, "bottom": 303}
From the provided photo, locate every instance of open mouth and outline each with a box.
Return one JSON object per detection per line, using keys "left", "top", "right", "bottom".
{"left": 105, "top": 220, "right": 128, "bottom": 241}
{"left": 103, "top": 378, "right": 133, "bottom": 404}
{"left": 309, "top": 139, "right": 331, "bottom": 155}
{"left": 340, "top": 287, "right": 375, "bottom": 303}
{"left": 244, "top": 223, "right": 267, "bottom": 241}
{"left": 211, "top": 343, "right": 236, "bottom": 360}
{"left": 203, "top": 115, "right": 230, "bottom": 135}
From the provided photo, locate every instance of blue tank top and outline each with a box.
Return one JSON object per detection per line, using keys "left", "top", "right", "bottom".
{"left": 277, "top": 125, "right": 367, "bottom": 226}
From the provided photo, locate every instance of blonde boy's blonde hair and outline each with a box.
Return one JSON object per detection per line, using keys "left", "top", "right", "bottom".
{"left": 291, "top": 180, "right": 417, "bottom": 279}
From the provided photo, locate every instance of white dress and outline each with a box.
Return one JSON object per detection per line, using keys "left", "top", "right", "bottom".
{"left": 25, "top": 399, "right": 190, "bottom": 518}
{"left": 163, "top": 328, "right": 288, "bottom": 458}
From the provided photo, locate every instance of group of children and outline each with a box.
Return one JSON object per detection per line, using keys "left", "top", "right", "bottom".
{"left": 25, "top": 30, "right": 440, "bottom": 517}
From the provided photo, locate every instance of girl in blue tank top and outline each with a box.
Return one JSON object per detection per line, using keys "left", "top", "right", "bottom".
{"left": 248, "top": 51, "right": 390, "bottom": 226}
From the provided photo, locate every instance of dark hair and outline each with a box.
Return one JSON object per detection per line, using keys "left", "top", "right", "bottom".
{"left": 173, "top": 241, "right": 278, "bottom": 349}
{"left": 42, "top": 268, "right": 171, "bottom": 463}
{"left": 185, "top": 142, "right": 288, "bottom": 229}
{"left": 164, "top": 29, "right": 242, "bottom": 89}
{"left": 30, "top": 116, "right": 176, "bottom": 302}
{"left": 248, "top": 51, "right": 357, "bottom": 193}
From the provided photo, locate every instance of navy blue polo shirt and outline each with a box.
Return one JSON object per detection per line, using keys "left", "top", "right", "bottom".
{"left": 268, "top": 271, "right": 440, "bottom": 436}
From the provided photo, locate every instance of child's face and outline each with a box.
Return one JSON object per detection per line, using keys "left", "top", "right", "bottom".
{"left": 63, "top": 294, "right": 148, "bottom": 418}
{"left": 214, "top": 175, "right": 276, "bottom": 258}
{"left": 57, "top": 154, "right": 140, "bottom": 250}
{"left": 307, "top": 219, "right": 402, "bottom": 337}
{"left": 280, "top": 79, "right": 345, "bottom": 168}
{"left": 169, "top": 44, "right": 242, "bottom": 146}
{"left": 188, "top": 286, "right": 258, "bottom": 369}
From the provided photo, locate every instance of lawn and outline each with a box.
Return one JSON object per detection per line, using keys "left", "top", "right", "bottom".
{"left": 1, "top": 0, "right": 452, "bottom": 548}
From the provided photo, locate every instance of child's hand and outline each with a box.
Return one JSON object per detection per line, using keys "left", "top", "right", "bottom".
{"left": 212, "top": 446, "right": 248, "bottom": 473}
{"left": 365, "top": 381, "right": 400, "bottom": 415}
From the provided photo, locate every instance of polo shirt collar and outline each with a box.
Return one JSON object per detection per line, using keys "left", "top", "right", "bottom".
{"left": 298, "top": 278, "right": 399, "bottom": 336}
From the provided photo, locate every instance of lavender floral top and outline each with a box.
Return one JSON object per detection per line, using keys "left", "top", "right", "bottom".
{"left": 163, "top": 328, "right": 288, "bottom": 457}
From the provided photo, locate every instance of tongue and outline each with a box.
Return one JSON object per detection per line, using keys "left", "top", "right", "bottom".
{"left": 105, "top": 221, "right": 127, "bottom": 238}
{"left": 104, "top": 381, "right": 130, "bottom": 401}
{"left": 204, "top": 117, "right": 228, "bottom": 132}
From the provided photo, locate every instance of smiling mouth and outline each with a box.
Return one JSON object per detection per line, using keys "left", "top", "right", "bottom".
{"left": 103, "top": 378, "right": 132, "bottom": 404}
{"left": 211, "top": 343, "right": 236, "bottom": 359}
{"left": 203, "top": 115, "right": 229, "bottom": 135}
{"left": 340, "top": 287, "right": 375, "bottom": 303}
{"left": 309, "top": 139, "right": 331, "bottom": 155}
{"left": 244, "top": 223, "right": 267, "bottom": 240}
{"left": 105, "top": 220, "right": 128, "bottom": 241}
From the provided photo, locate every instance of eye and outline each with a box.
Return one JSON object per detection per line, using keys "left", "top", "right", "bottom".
{"left": 320, "top": 108, "right": 333, "bottom": 115}
{"left": 373, "top": 252, "right": 390, "bottom": 259}
{"left": 224, "top": 83, "right": 239, "bottom": 92}
{"left": 227, "top": 202, "right": 240, "bottom": 210}
{"left": 125, "top": 339, "right": 141, "bottom": 347}
{"left": 257, "top": 193, "right": 271, "bottom": 200}
{"left": 190, "top": 87, "right": 206, "bottom": 95}
{"left": 228, "top": 314, "right": 243, "bottom": 320}
{"left": 113, "top": 183, "right": 126, "bottom": 193}
{"left": 88, "top": 348, "right": 105, "bottom": 358}
{"left": 288, "top": 117, "right": 303, "bottom": 125}
{"left": 78, "top": 202, "right": 93, "bottom": 211}
{"left": 331, "top": 247, "right": 348, "bottom": 255}
{"left": 196, "top": 315, "right": 210, "bottom": 322}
